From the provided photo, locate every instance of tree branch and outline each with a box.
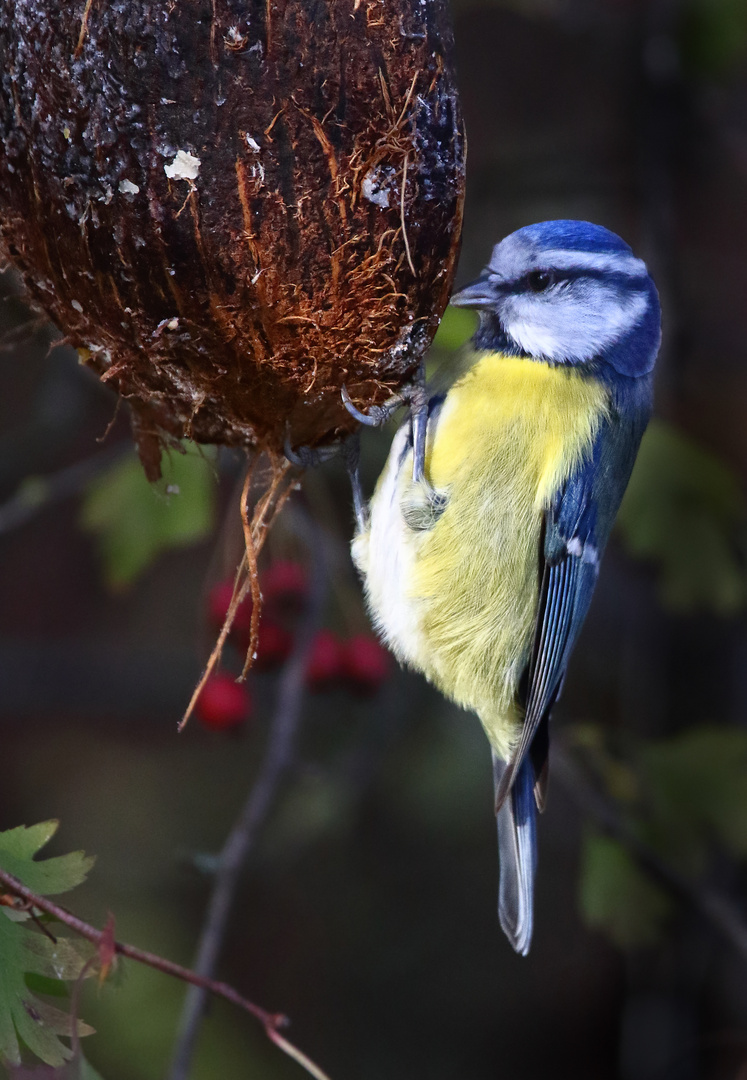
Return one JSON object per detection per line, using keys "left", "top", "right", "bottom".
{"left": 0, "top": 442, "right": 129, "bottom": 536}
{"left": 553, "top": 741, "right": 747, "bottom": 961}
{"left": 0, "top": 867, "right": 330, "bottom": 1080}
{"left": 167, "top": 503, "right": 328, "bottom": 1080}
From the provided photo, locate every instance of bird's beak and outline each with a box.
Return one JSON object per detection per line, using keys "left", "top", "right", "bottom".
{"left": 449, "top": 273, "right": 498, "bottom": 309}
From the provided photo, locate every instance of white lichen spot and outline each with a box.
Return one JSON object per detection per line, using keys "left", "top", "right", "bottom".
{"left": 119, "top": 178, "right": 140, "bottom": 195}
{"left": 362, "top": 166, "right": 394, "bottom": 209}
{"left": 155, "top": 317, "right": 180, "bottom": 335}
{"left": 71, "top": 299, "right": 83, "bottom": 312}
{"left": 86, "top": 344, "right": 112, "bottom": 365}
{"left": 225, "top": 25, "right": 248, "bottom": 50}
{"left": 166, "top": 484, "right": 180, "bottom": 495}
{"left": 164, "top": 149, "right": 201, "bottom": 181}
{"left": 245, "top": 133, "right": 260, "bottom": 152}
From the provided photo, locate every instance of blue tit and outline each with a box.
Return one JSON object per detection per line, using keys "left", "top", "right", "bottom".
{"left": 351, "top": 220, "right": 661, "bottom": 955}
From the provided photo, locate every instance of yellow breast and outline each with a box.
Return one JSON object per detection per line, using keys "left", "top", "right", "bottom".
{"left": 408, "top": 351, "right": 609, "bottom": 757}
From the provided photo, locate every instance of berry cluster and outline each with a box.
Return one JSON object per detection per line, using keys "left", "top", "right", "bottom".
{"left": 196, "top": 560, "right": 390, "bottom": 732}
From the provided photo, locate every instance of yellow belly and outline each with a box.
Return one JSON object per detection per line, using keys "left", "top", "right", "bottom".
{"left": 405, "top": 352, "right": 609, "bottom": 757}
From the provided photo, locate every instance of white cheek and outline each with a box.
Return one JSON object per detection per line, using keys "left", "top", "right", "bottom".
{"left": 504, "top": 287, "right": 648, "bottom": 363}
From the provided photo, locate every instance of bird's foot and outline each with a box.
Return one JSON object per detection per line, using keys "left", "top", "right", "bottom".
{"left": 340, "top": 433, "right": 369, "bottom": 534}
{"left": 341, "top": 385, "right": 406, "bottom": 428}
{"left": 284, "top": 431, "right": 339, "bottom": 469}
{"left": 342, "top": 361, "right": 430, "bottom": 486}
{"left": 285, "top": 429, "right": 369, "bottom": 534}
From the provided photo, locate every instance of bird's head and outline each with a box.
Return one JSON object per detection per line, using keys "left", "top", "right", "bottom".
{"left": 450, "top": 220, "right": 661, "bottom": 378}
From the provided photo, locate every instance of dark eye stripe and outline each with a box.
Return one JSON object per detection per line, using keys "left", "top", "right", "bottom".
{"left": 508, "top": 267, "right": 649, "bottom": 294}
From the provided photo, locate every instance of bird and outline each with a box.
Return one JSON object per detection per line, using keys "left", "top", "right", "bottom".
{"left": 349, "top": 219, "right": 661, "bottom": 955}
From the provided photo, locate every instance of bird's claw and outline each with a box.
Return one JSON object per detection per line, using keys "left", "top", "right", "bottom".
{"left": 285, "top": 427, "right": 369, "bottom": 533}
{"left": 342, "top": 364, "right": 431, "bottom": 487}
{"left": 341, "top": 385, "right": 404, "bottom": 427}
{"left": 284, "top": 431, "right": 339, "bottom": 469}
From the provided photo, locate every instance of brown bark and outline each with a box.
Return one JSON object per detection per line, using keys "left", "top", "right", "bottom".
{"left": 0, "top": 0, "right": 465, "bottom": 475}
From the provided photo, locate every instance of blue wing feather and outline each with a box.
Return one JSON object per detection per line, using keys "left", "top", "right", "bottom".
{"left": 494, "top": 382, "right": 651, "bottom": 813}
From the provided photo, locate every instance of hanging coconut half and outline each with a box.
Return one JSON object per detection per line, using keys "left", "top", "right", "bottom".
{"left": 0, "top": 0, "right": 465, "bottom": 479}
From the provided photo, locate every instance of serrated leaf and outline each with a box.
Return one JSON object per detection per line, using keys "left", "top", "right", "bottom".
{"left": 617, "top": 420, "right": 747, "bottom": 614}
{"left": 579, "top": 832, "right": 673, "bottom": 949}
{"left": 0, "top": 825, "right": 95, "bottom": 1068}
{"left": 0, "top": 824, "right": 93, "bottom": 897}
{"left": 5, "top": 1051, "right": 105, "bottom": 1078}
{"left": 79, "top": 443, "right": 216, "bottom": 590}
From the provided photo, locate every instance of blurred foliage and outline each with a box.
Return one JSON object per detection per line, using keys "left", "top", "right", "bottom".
{"left": 616, "top": 419, "right": 747, "bottom": 615}
{"left": 575, "top": 724, "right": 747, "bottom": 949}
{"left": 682, "top": 0, "right": 747, "bottom": 76}
{"left": 432, "top": 305, "right": 478, "bottom": 352}
{"left": 79, "top": 444, "right": 216, "bottom": 591}
{"left": 579, "top": 833, "right": 673, "bottom": 950}
{"left": 641, "top": 727, "right": 747, "bottom": 866}
{"left": 0, "top": 824, "right": 94, "bottom": 1069}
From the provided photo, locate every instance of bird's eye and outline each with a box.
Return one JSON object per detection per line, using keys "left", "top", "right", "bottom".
{"left": 527, "top": 270, "right": 554, "bottom": 293}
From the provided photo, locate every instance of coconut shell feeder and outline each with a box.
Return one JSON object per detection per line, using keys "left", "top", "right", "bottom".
{"left": 0, "top": 0, "right": 466, "bottom": 708}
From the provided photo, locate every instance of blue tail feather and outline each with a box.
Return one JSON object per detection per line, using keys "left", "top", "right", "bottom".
{"left": 493, "top": 754, "right": 537, "bottom": 955}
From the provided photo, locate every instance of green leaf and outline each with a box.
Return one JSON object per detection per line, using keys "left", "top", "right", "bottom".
{"left": 617, "top": 419, "right": 747, "bottom": 614}
{"left": 79, "top": 443, "right": 216, "bottom": 590}
{"left": 0, "top": 824, "right": 93, "bottom": 898}
{"left": 0, "top": 825, "right": 95, "bottom": 1068}
{"left": 579, "top": 832, "right": 673, "bottom": 949}
{"left": 4, "top": 1052, "right": 106, "bottom": 1078}
{"left": 79, "top": 1056, "right": 106, "bottom": 1080}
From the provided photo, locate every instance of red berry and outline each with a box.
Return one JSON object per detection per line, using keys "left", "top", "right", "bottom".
{"left": 254, "top": 621, "right": 293, "bottom": 670}
{"left": 207, "top": 581, "right": 253, "bottom": 634}
{"left": 344, "top": 634, "right": 390, "bottom": 695}
{"left": 262, "top": 561, "right": 308, "bottom": 606}
{"left": 196, "top": 674, "right": 251, "bottom": 732}
{"left": 305, "top": 630, "right": 345, "bottom": 690}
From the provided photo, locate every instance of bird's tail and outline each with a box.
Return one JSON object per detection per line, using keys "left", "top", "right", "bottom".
{"left": 493, "top": 753, "right": 537, "bottom": 956}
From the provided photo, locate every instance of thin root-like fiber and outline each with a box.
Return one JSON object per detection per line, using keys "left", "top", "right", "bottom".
{"left": 178, "top": 452, "right": 297, "bottom": 731}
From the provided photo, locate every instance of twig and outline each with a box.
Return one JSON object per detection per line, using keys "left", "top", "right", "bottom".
{"left": 167, "top": 504, "right": 328, "bottom": 1080}
{"left": 0, "top": 866, "right": 329, "bottom": 1079}
{"left": 0, "top": 442, "right": 130, "bottom": 537}
{"left": 553, "top": 742, "right": 747, "bottom": 961}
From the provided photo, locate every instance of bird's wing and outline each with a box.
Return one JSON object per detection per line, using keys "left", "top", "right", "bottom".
{"left": 492, "top": 516, "right": 600, "bottom": 813}
{"left": 494, "top": 402, "right": 649, "bottom": 813}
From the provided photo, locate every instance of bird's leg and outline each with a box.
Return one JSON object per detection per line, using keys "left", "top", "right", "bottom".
{"left": 285, "top": 427, "right": 369, "bottom": 533}
{"left": 409, "top": 360, "right": 428, "bottom": 485}
{"left": 340, "top": 433, "right": 369, "bottom": 534}
{"left": 342, "top": 360, "right": 431, "bottom": 487}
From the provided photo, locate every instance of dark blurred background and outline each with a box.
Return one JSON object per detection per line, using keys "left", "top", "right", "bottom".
{"left": 3, "top": 1, "right": 747, "bottom": 1078}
